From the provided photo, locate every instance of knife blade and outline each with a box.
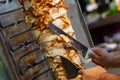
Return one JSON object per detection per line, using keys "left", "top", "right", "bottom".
{"left": 48, "top": 22, "right": 96, "bottom": 79}
{"left": 48, "top": 22, "right": 94, "bottom": 60}
{"left": 60, "top": 56, "right": 81, "bottom": 79}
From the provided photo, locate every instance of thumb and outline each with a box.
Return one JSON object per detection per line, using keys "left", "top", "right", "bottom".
{"left": 88, "top": 53, "right": 94, "bottom": 58}
{"left": 78, "top": 70, "right": 84, "bottom": 75}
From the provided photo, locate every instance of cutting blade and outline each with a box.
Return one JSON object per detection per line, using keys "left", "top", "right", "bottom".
{"left": 48, "top": 22, "right": 93, "bottom": 59}
{"left": 60, "top": 56, "right": 81, "bottom": 79}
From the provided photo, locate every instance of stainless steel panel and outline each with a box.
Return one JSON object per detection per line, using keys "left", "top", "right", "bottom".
{"left": 65, "top": 0, "right": 94, "bottom": 47}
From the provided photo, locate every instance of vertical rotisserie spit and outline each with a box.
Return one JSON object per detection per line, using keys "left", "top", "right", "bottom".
{"left": 19, "top": 0, "right": 83, "bottom": 79}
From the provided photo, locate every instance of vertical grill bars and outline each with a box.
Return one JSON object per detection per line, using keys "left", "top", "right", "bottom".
{"left": 0, "top": 1, "right": 53, "bottom": 80}
{"left": 0, "top": 7, "right": 23, "bottom": 15}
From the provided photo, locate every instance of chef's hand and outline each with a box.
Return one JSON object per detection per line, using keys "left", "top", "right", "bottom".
{"left": 78, "top": 66, "right": 107, "bottom": 80}
{"left": 89, "top": 47, "right": 117, "bottom": 68}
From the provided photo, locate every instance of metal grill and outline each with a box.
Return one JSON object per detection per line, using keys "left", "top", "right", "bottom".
{"left": 0, "top": 0, "right": 54, "bottom": 80}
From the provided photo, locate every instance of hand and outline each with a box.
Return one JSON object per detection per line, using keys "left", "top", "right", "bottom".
{"left": 78, "top": 66, "right": 107, "bottom": 80}
{"left": 89, "top": 47, "right": 117, "bottom": 68}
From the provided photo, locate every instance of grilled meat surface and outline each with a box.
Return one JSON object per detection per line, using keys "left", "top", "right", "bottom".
{"left": 19, "top": 0, "right": 82, "bottom": 79}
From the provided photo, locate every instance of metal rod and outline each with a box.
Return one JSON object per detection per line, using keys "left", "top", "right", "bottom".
{"left": 31, "top": 68, "right": 52, "bottom": 80}
{"left": 12, "top": 40, "right": 36, "bottom": 51}
{"left": 20, "top": 59, "right": 46, "bottom": 75}
{"left": 9, "top": 28, "right": 31, "bottom": 39}
{"left": 0, "top": 26, "right": 34, "bottom": 51}
{"left": 3, "top": 20, "right": 25, "bottom": 29}
{"left": 17, "top": 47, "right": 45, "bottom": 75}
{"left": 18, "top": 47, "right": 40, "bottom": 62}
{"left": 0, "top": 7, "right": 23, "bottom": 15}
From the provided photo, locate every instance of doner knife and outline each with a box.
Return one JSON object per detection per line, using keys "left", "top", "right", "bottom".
{"left": 48, "top": 22, "right": 94, "bottom": 60}
{"left": 60, "top": 56, "right": 81, "bottom": 79}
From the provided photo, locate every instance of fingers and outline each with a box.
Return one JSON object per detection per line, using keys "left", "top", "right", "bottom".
{"left": 88, "top": 47, "right": 110, "bottom": 67}
{"left": 78, "top": 70, "right": 83, "bottom": 74}
{"left": 92, "top": 59, "right": 104, "bottom": 67}
{"left": 89, "top": 53, "right": 100, "bottom": 60}
{"left": 78, "top": 70, "right": 84, "bottom": 75}
{"left": 91, "top": 47, "right": 104, "bottom": 56}
{"left": 89, "top": 51, "right": 104, "bottom": 67}
{"left": 92, "top": 59, "right": 100, "bottom": 65}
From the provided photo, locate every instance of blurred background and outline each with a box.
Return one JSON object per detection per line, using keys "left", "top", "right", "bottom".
{"left": 79, "top": 0, "right": 120, "bottom": 54}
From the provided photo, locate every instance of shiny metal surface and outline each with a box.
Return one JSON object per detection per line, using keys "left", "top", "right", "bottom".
{"left": 60, "top": 56, "right": 80, "bottom": 79}
{"left": 48, "top": 22, "right": 94, "bottom": 65}
{"left": 65, "top": 0, "right": 94, "bottom": 47}
{"left": 49, "top": 22, "right": 89, "bottom": 57}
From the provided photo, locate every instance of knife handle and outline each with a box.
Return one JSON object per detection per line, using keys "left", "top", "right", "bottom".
{"left": 83, "top": 49, "right": 96, "bottom": 69}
